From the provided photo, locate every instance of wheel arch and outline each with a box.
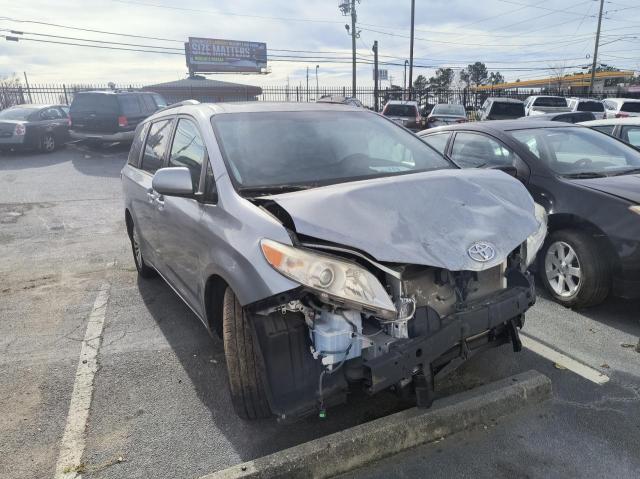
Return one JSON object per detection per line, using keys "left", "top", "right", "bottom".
{"left": 204, "top": 274, "right": 229, "bottom": 338}
{"left": 124, "top": 208, "right": 134, "bottom": 238}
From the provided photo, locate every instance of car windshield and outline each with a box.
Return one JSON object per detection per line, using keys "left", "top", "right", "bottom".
{"left": 432, "top": 104, "right": 466, "bottom": 116}
{"left": 533, "top": 97, "right": 567, "bottom": 107}
{"left": 577, "top": 101, "right": 604, "bottom": 112}
{"left": 0, "top": 107, "right": 38, "bottom": 120}
{"left": 510, "top": 126, "right": 640, "bottom": 176}
{"left": 622, "top": 102, "right": 640, "bottom": 113}
{"left": 383, "top": 104, "right": 417, "bottom": 117}
{"left": 212, "top": 111, "right": 452, "bottom": 190}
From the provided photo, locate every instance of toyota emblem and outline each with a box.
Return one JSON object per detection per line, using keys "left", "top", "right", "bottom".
{"left": 468, "top": 242, "right": 496, "bottom": 262}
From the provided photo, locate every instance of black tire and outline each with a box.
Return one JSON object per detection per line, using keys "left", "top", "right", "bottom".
{"left": 222, "top": 287, "right": 271, "bottom": 420}
{"left": 129, "top": 223, "right": 157, "bottom": 279}
{"left": 40, "top": 133, "right": 56, "bottom": 153}
{"left": 538, "top": 229, "right": 610, "bottom": 308}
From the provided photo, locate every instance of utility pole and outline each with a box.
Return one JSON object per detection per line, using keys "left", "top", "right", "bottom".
{"left": 404, "top": 60, "right": 408, "bottom": 93}
{"left": 373, "top": 40, "right": 379, "bottom": 112}
{"left": 408, "top": 0, "right": 415, "bottom": 100}
{"left": 589, "top": 0, "right": 605, "bottom": 95}
{"left": 350, "top": 0, "right": 357, "bottom": 97}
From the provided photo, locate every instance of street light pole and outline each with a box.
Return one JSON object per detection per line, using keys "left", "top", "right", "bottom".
{"left": 373, "top": 40, "right": 379, "bottom": 112}
{"left": 315, "top": 65, "right": 319, "bottom": 100}
{"left": 404, "top": 60, "right": 408, "bottom": 97}
{"left": 408, "top": 0, "right": 415, "bottom": 100}
{"left": 589, "top": 0, "right": 605, "bottom": 95}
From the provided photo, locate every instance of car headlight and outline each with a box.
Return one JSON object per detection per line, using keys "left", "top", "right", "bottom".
{"left": 260, "top": 239, "right": 396, "bottom": 318}
{"left": 525, "top": 203, "right": 548, "bottom": 267}
{"left": 630, "top": 205, "right": 640, "bottom": 215}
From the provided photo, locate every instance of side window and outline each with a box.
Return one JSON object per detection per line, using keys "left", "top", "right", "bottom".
{"left": 128, "top": 122, "right": 150, "bottom": 167}
{"left": 41, "top": 108, "right": 62, "bottom": 120}
{"left": 140, "top": 95, "right": 157, "bottom": 114}
{"left": 56, "top": 107, "right": 69, "bottom": 118}
{"left": 620, "top": 126, "right": 640, "bottom": 147}
{"left": 204, "top": 160, "right": 217, "bottom": 202}
{"left": 421, "top": 132, "right": 451, "bottom": 155}
{"left": 141, "top": 119, "right": 173, "bottom": 174}
{"left": 604, "top": 101, "right": 616, "bottom": 111}
{"left": 118, "top": 95, "right": 144, "bottom": 117}
{"left": 592, "top": 125, "right": 615, "bottom": 135}
{"left": 152, "top": 94, "right": 167, "bottom": 108}
{"left": 168, "top": 119, "right": 208, "bottom": 187}
{"left": 451, "top": 132, "right": 519, "bottom": 168}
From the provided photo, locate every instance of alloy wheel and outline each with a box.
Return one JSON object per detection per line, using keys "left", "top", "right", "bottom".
{"left": 42, "top": 134, "right": 55, "bottom": 152}
{"left": 545, "top": 241, "right": 582, "bottom": 297}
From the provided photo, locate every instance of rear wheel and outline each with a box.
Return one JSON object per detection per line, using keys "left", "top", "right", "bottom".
{"left": 539, "top": 229, "right": 610, "bottom": 308}
{"left": 222, "top": 287, "right": 271, "bottom": 420}
{"left": 40, "top": 133, "right": 56, "bottom": 153}
{"left": 129, "top": 224, "right": 157, "bottom": 278}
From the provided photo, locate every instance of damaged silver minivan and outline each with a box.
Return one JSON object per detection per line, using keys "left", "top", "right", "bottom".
{"left": 121, "top": 101, "right": 547, "bottom": 419}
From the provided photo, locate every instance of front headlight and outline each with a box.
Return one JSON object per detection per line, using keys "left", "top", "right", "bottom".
{"left": 260, "top": 239, "right": 396, "bottom": 318}
{"left": 630, "top": 205, "right": 640, "bottom": 215}
{"left": 525, "top": 203, "right": 548, "bottom": 267}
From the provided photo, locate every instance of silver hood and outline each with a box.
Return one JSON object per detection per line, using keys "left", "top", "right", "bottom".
{"left": 268, "top": 169, "right": 538, "bottom": 271}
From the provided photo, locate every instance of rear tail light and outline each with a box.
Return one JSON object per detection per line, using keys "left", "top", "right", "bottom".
{"left": 615, "top": 112, "right": 629, "bottom": 118}
{"left": 14, "top": 123, "right": 25, "bottom": 136}
{"left": 118, "top": 115, "right": 128, "bottom": 127}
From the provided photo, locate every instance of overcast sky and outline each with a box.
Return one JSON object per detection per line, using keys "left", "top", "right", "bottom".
{"left": 1, "top": 0, "right": 638, "bottom": 87}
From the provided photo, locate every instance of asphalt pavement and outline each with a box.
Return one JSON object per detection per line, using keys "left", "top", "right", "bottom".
{"left": 1, "top": 143, "right": 639, "bottom": 479}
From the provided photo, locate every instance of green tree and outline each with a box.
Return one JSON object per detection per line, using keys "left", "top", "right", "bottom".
{"left": 429, "top": 68, "right": 454, "bottom": 90}
{"left": 412, "top": 74, "right": 428, "bottom": 91}
{"left": 464, "top": 62, "right": 488, "bottom": 87}
{"left": 488, "top": 71, "right": 505, "bottom": 85}
{"left": 459, "top": 69, "right": 471, "bottom": 88}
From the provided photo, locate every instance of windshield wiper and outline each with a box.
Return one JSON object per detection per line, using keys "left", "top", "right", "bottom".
{"left": 237, "top": 185, "right": 311, "bottom": 196}
{"left": 609, "top": 167, "right": 640, "bottom": 176}
{"left": 563, "top": 172, "right": 608, "bottom": 179}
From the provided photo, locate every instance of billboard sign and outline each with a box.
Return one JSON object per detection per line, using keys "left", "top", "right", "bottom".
{"left": 186, "top": 37, "right": 267, "bottom": 73}
{"left": 373, "top": 69, "right": 388, "bottom": 81}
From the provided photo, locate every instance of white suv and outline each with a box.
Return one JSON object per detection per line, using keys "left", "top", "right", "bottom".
{"left": 603, "top": 98, "right": 640, "bottom": 118}
{"left": 567, "top": 98, "right": 605, "bottom": 120}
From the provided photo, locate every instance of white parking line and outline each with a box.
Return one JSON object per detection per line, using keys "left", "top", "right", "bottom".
{"left": 54, "top": 282, "right": 110, "bottom": 479}
{"left": 521, "top": 333, "right": 610, "bottom": 385}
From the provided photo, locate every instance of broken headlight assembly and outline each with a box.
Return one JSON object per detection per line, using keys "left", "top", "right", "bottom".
{"left": 629, "top": 205, "right": 640, "bottom": 215}
{"left": 525, "top": 202, "right": 548, "bottom": 267}
{"left": 260, "top": 239, "right": 396, "bottom": 319}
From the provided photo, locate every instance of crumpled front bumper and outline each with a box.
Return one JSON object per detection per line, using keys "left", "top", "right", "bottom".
{"left": 363, "top": 271, "right": 536, "bottom": 394}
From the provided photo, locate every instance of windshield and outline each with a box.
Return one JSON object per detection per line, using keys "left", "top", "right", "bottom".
{"left": 533, "top": 97, "right": 567, "bottom": 107}
{"left": 432, "top": 104, "right": 466, "bottom": 116}
{"left": 0, "top": 107, "right": 38, "bottom": 120}
{"left": 577, "top": 101, "right": 604, "bottom": 112}
{"left": 383, "top": 104, "right": 417, "bottom": 117}
{"left": 622, "top": 102, "right": 640, "bottom": 113}
{"left": 212, "top": 111, "right": 452, "bottom": 190}
{"left": 510, "top": 126, "right": 640, "bottom": 176}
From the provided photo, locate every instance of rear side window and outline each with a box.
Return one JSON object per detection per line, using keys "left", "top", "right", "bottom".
{"left": 621, "top": 102, "right": 640, "bottom": 113}
{"left": 383, "top": 104, "right": 418, "bottom": 117}
{"left": 489, "top": 102, "right": 525, "bottom": 118}
{"left": 621, "top": 126, "right": 640, "bottom": 147}
{"left": 604, "top": 100, "right": 617, "bottom": 110}
{"left": 169, "top": 119, "right": 208, "bottom": 187}
{"left": 420, "top": 132, "right": 451, "bottom": 155}
{"left": 141, "top": 119, "right": 174, "bottom": 174}
{"left": 152, "top": 94, "right": 167, "bottom": 107}
{"left": 451, "top": 132, "right": 518, "bottom": 168}
{"left": 577, "top": 101, "right": 604, "bottom": 112}
{"left": 533, "top": 97, "right": 567, "bottom": 107}
{"left": 118, "top": 95, "right": 144, "bottom": 116}
{"left": 71, "top": 94, "right": 118, "bottom": 113}
{"left": 592, "top": 125, "right": 615, "bottom": 135}
{"left": 140, "top": 95, "right": 157, "bottom": 113}
{"left": 128, "top": 122, "right": 150, "bottom": 167}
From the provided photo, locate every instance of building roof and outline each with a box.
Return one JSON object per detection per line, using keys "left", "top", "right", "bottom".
{"left": 474, "top": 70, "right": 635, "bottom": 91}
{"left": 143, "top": 77, "right": 262, "bottom": 95}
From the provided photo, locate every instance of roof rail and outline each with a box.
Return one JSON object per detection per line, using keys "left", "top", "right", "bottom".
{"left": 156, "top": 99, "right": 200, "bottom": 114}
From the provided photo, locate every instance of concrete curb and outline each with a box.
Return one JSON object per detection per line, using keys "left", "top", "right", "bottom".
{"left": 200, "top": 370, "right": 551, "bottom": 479}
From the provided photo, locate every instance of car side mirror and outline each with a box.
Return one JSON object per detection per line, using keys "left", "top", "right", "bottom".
{"left": 152, "top": 167, "right": 194, "bottom": 197}
{"left": 489, "top": 165, "right": 518, "bottom": 178}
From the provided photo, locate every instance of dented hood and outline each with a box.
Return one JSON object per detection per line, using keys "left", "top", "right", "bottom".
{"left": 268, "top": 169, "right": 539, "bottom": 271}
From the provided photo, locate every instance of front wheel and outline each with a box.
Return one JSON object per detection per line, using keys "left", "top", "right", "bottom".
{"left": 40, "top": 133, "right": 56, "bottom": 153}
{"left": 222, "top": 287, "right": 271, "bottom": 420}
{"left": 538, "top": 229, "right": 610, "bottom": 308}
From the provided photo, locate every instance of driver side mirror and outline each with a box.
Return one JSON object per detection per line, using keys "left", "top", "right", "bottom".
{"left": 152, "top": 167, "right": 194, "bottom": 197}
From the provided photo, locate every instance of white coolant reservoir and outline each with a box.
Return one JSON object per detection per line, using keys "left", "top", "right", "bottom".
{"left": 312, "top": 310, "right": 362, "bottom": 367}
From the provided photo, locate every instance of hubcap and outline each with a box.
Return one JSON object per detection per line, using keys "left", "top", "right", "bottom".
{"left": 43, "top": 135, "right": 55, "bottom": 151}
{"left": 132, "top": 228, "right": 143, "bottom": 267}
{"left": 545, "top": 241, "right": 582, "bottom": 297}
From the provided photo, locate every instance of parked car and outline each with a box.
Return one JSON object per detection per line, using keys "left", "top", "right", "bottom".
{"left": 122, "top": 101, "right": 544, "bottom": 419}
{"left": 580, "top": 117, "right": 640, "bottom": 148}
{"left": 426, "top": 103, "right": 467, "bottom": 128}
{"left": 524, "top": 96, "right": 570, "bottom": 116}
{"left": 69, "top": 90, "right": 167, "bottom": 145}
{"left": 567, "top": 98, "right": 605, "bottom": 119}
{"left": 317, "top": 95, "right": 364, "bottom": 108}
{"left": 418, "top": 121, "right": 640, "bottom": 308}
{"left": 603, "top": 98, "right": 640, "bottom": 118}
{"left": 520, "top": 111, "right": 596, "bottom": 123}
{"left": 0, "top": 104, "right": 70, "bottom": 153}
{"left": 381, "top": 100, "right": 422, "bottom": 131}
{"left": 478, "top": 97, "right": 525, "bottom": 121}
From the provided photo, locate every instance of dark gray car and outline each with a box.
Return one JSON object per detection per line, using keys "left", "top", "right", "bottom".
{"left": 122, "top": 101, "right": 545, "bottom": 420}
{"left": 0, "top": 104, "right": 70, "bottom": 153}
